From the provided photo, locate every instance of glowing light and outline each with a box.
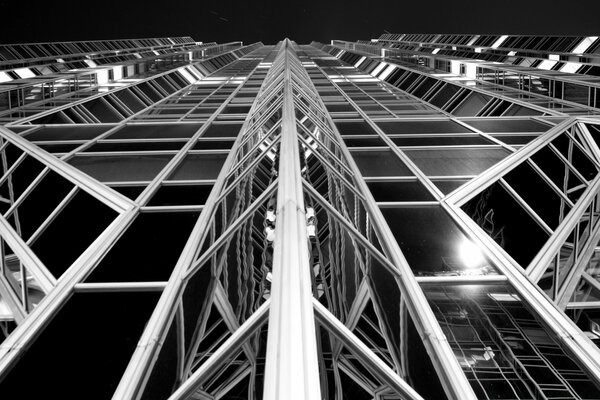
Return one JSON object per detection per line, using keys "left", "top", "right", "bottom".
{"left": 459, "top": 239, "right": 486, "bottom": 268}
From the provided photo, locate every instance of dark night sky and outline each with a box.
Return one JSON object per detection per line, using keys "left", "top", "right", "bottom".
{"left": 1, "top": 0, "right": 599, "bottom": 45}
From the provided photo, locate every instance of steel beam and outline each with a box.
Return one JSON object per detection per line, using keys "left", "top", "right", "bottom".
{"left": 262, "top": 40, "right": 322, "bottom": 400}
{"left": 314, "top": 299, "right": 424, "bottom": 400}
{"left": 167, "top": 300, "right": 270, "bottom": 400}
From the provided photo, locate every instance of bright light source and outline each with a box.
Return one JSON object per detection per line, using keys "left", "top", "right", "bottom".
{"left": 459, "top": 239, "right": 486, "bottom": 268}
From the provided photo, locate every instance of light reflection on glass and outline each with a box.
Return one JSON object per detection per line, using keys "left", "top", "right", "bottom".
{"left": 458, "top": 239, "right": 486, "bottom": 269}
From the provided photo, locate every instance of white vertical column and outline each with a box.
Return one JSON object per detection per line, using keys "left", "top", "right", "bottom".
{"left": 262, "top": 40, "right": 322, "bottom": 400}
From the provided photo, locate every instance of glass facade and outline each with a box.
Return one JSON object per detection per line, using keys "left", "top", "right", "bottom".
{"left": 0, "top": 34, "right": 600, "bottom": 399}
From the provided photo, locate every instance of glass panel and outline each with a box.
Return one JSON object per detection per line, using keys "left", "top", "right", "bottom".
{"left": 341, "top": 136, "right": 386, "bottom": 147}
{"left": 381, "top": 206, "right": 498, "bottom": 276}
{"left": 504, "top": 163, "right": 570, "bottom": 230}
{"left": 110, "top": 185, "right": 145, "bottom": 200}
{"left": 465, "top": 119, "right": 550, "bottom": 133}
{"left": 404, "top": 148, "right": 510, "bottom": 176}
{"left": 391, "top": 135, "right": 492, "bottom": 146}
{"left": 86, "top": 211, "right": 200, "bottom": 282}
{"left": 110, "top": 124, "right": 202, "bottom": 139}
{"left": 169, "top": 154, "right": 227, "bottom": 180}
{"left": 0, "top": 291, "right": 161, "bottom": 399}
{"left": 491, "top": 134, "right": 540, "bottom": 145}
{"left": 86, "top": 141, "right": 185, "bottom": 152}
{"left": 426, "top": 284, "right": 600, "bottom": 399}
{"left": 69, "top": 154, "right": 173, "bottom": 182}
{"left": 35, "top": 143, "right": 83, "bottom": 153}
{"left": 148, "top": 184, "right": 214, "bottom": 206}
{"left": 351, "top": 150, "right": 412, "bottom": 177}
{"left": 462, "top": 182, "right": 550, "bottom": 267}
{"left": 367, "top": 180, "right": 434, "bottom": 201}
{"left": 334, "top": 120, "right": 377, "bottom": 136}
{"left": 376, "top": 120, "right": 470, "bottom": 134}
{"left": 24, "top": 126, "right": 110, "bottom": 141}
{"left": 201, "top": 123, "right": 242, "bottom": 138}
{"left": 432, "top": 179, "right": 470, "bottom": 194}
{"left": 31, "top": 190, "right": 117, "bottom": 277}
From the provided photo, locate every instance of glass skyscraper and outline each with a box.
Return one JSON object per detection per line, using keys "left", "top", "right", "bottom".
{"left": 1, "top": 34, "right": 600, "bottom": 399}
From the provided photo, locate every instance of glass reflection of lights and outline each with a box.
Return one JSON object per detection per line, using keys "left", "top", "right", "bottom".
{"left": 458, "top": 239, "right": 486, "bottom": 269}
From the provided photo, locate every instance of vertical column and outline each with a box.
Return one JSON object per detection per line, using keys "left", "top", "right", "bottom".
{"left": 262, "top": 41, "right": 322, "bottom": 400}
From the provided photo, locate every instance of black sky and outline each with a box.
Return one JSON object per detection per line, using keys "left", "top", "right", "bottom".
{"left": 1, "top": 0, "right": 599, "bottom": 45}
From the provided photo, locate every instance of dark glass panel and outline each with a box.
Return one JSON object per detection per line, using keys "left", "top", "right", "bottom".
{"left": 465, "top": 119, "right": 550, "bottom": 133}
{"left": 376, "top": 120, "right": 470, "bottom": 135}
{"left": 169, "top": 154, "right": 227, "bottom": 180}
{"left": 86, "top": 211, "right": 200, "bottom": 282}
{"left": 24, "top": 125, "right": 110, "bottom": 141}
{"left": 341, "top": 136, "right": 386, "bottom": 147}
{"left": 0, "top": 292, "right": 160, "bottom": 400}
{"left": 35, "top": 143, "right": 82, "bottom": 153}
{"left": 69, "top": 154, "right": 172, "bottom": 182}
{"left": 504, "top": 163, "right": 568, "bottom": 230}
{"left": 391, "top": 135, "right": 492, "bottom": 146}
{"left": 11, "top": 170, "right": 72, "bottom": 240}
{"left": 148, "top": 184, "right": 214, "bottom": 206}
{"left": 202, "top": 123, "right": 242, "bottom": 138}
{"left": 352, "top": 150, "right": 412, "bottom": 177}
{"left": 432, "top": 179, "right": 470, "bottom": 194}
{"left": 110, "top": 185, "right": 146, "bottom": 200}
{"left": 462, "top": 182, "right": 549, "bottom": 267}
{"left": 86, "top": 141, "right": 185, "bottom": 152}
{"left": 381, "top": 206, "right": 497, "bottom": 275}
{"left": 491, "top": 134, "right": 540, "bottom": 145}
{"left": 425, "top": 285, "right": 600, "bottom": 400}
{"left": 193, "top": 140, "right": 235, "bottom": 150}
{"left": 110, "top": 124, "right": 202, "bottom": 139}
{"left": 334, "top": 121, "right": 377, "bottom": 136}
{"left": 367, "top": 180, "right": 434, "bottom": 201}
{"left": 404, "top": 148, "right": 510, "bottom": 176}
{"left": 452, "top": 92, "right": 491, "bottom": 116}
{"left": 32, "top": 190, "right": 117, "bottom": 277}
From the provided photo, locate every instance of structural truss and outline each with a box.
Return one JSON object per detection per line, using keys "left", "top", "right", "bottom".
{"left": 1, "top": 34, "right": 600, "bottom": 399}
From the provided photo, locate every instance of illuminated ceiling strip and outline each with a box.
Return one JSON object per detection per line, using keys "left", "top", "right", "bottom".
{"left": 491, "top": 35, "right": 509, "bottom": 49}
{"left": 572, "top": 36, "right": 599, "bottom": 54}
